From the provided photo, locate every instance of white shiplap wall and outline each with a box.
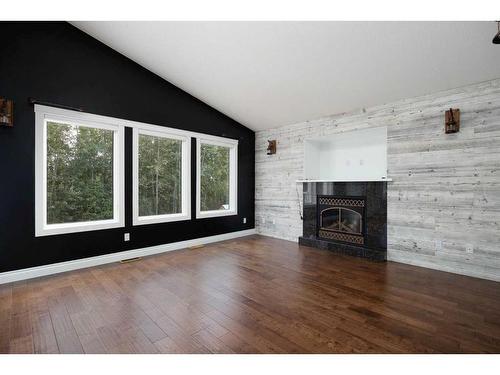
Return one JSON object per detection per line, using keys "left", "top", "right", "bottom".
{"left": 255, "top": 79, "right": 500, "bottom": 282}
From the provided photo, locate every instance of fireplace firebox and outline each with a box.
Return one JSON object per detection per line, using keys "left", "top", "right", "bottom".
{"left": 317, "top": 195, "right": 366, "bottom": 245}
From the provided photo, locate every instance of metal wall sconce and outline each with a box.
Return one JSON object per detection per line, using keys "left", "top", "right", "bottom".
{"left": 0, "top": 98, "right": 14, "bottom": 127}
{"left": 493, "top": 21, "right": 500, "bottom": 44}
{"left": 267, "top": 140, "right": 277, "bottom": 155}
{"left": 445, "top": 108, "right": 460, "bottom": 134}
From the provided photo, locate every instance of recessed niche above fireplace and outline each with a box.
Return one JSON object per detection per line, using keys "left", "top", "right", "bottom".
{"left": 303, "top": 127, "right": 388, "bottom": 181}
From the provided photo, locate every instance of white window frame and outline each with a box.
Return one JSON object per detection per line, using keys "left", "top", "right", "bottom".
{"left": 132, "top": 126, "right": 191, "bottom": 226}
{"left": 196, "top": 137, "right": 238, "bottom": 219}
{"left": 35, "top": 105, "right": 125, "bottom": 237}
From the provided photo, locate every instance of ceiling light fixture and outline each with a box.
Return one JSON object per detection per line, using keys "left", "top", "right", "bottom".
{"left": 493, "top": 21, "right": 500, "bottom": 44}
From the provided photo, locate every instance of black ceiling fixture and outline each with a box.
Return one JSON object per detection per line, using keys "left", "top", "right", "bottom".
{"left": 493, "top": 21, "right": 500, "bottom": 44}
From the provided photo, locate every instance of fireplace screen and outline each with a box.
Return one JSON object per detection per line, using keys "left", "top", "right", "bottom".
{"left": 317, "top": 196, "right": 365, "bottom": 245}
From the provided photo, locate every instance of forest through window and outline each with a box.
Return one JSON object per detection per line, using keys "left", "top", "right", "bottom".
{"left": 37, "top": 105, "right": 238, "bottom": 235}
{"left": 200, "top": 143, "right": 230, "bottom": 211}
{"left": 46, "top": 121, "right": 114, "bottom": 224}
{"left": 138, "top": 134, "right": 182, "bottom": 217}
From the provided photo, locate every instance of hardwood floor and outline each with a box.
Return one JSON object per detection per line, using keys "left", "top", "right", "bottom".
{"left": 1, "top": 235, "right": 500, "bottom": 354}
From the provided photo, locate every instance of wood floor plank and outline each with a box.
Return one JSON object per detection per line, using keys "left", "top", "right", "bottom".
{"left": 154, "top": 314, "right": 211, "bottom": 354}
{"left": 192, "top": 328, "right": 235, "bottom": 354}
{"left": 47, "top": 294, "right": 84, "bottom": 354}
{"left": 31, "top": 310, "right": 59, "bottom": 354}
{"left": 0, "top": 284, "right": 12, "bottom": 353}
{"left": 9, "top": 336, "right": 34, "bottom": 354}
{"left": 154, "top": 336, "right": 185, "bottom": 354}
{"left": 70, "top": 312, "right": 107, "bottom": 354}
{"left": 1, "top": 235, "right": 500, "bottom": 353}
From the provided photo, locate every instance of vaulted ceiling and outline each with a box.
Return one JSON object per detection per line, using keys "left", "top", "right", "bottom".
{"left": 72, "top": 21, "right": 500, "bottom": 131}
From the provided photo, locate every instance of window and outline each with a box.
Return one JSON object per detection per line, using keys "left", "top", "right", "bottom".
{"left": 196, "top": 138, "right": 238, "bottom": 218}
{"left": 35, "top": 105, "right": 125, "bottom": 236}
{"left": 35, "top": 105, "right": 238, "bottom": 235}
{"left": 132, "top": 127, "right": 191, "bottom": 225}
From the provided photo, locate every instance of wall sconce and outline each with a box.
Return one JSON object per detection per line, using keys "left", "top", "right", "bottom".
{"left": 267, "top": 140, "right": 277, "bottom": 155}
{"left": 445, "top": 108, "right": 460, "bottom": 134}
{"left": 493, "top": 21, "right": 500, "bottom": 44}
{"left": 0, "top": 98, "right": 14, "bottom": 127}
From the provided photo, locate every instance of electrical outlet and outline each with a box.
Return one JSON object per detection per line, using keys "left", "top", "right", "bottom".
{"left": 262, "top": 217, "right": 266, "bottom": 224}
{"left": 243, "top": 217, "right": 247, "bottom": 224}
{"left": 272, "top": 219, "right": 276, "bottom": 225}
{"left": 124, "top": 233, "right": 130, "bottom": 242}
{"left": 435, "top": 240, "right": 442, "bottom": 251}
{"left": 466, "top": 244, "right": 474, "bottom": 254}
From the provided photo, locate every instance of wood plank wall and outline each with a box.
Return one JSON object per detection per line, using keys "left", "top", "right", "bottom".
{"left": 255, "top": 79, "right": 500, "bottom": 281}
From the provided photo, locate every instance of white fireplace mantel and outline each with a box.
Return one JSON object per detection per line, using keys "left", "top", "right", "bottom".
{"left": 296, "top": 178, "right": 392, "bottom": 183}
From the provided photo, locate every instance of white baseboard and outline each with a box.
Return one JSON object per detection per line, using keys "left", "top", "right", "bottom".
{"left": 255, "top": 230, "right": 298, "bottom": 243}
{"left": 0, "top": 229, "right": 256, "bottom": 285}
{"left": 388, "top": 252, "right": 500, "bottom": 283}
{"left": 258, "top": 231, "right": 499, "bottom": 283}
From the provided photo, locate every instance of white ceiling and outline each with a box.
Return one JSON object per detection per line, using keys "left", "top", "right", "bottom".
{"left": 72, "top": 21, "right": 500, "bottom": 131}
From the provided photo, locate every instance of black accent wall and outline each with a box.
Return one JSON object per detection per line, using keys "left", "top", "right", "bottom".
{"left": 0, "top": 22, "right": 255, "bottom": 273}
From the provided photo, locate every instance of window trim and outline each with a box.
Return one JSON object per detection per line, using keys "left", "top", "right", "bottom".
{"left": 34, "top": 104, "right": 240, "bottom": 235}
{"left": 132, "top": 127, "right": 191, "bottom": 226}
{"left": 196, "top": 137, "right": 238, "bottom": 219}
{"left": 35, "top": 105, "right": 125, "bottom": 237}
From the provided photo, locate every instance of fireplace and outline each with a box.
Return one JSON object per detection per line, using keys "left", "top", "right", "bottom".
{"left": 300, "top": 182, "right": 386, "bottom": 261}
{"left": 317, "top": 195, "right": 366, "bottom": 245}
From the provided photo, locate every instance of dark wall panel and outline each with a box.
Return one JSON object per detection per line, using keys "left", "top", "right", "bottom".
{"left": 0, "top": 22, "right": 255, "bottom": 273}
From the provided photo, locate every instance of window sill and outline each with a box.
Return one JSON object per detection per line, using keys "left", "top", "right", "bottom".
{"left": 36, "top": 219, "right": 123, "bottom": 237}
{"left": 196, "top": 210, "right": 238, "bottom": 219}
{"left": 133, "top": 213, "right": 191, "bottom": 226}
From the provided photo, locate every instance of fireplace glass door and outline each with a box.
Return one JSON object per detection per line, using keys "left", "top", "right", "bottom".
{"left": 317, "top": 196, "right": 365, "bottom": 245}
{"left": 320, "top": 207, "right": 362, "bottom": 235}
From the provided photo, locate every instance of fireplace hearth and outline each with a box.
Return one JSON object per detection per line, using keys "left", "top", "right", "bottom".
{"left": 299, "top": 182, "right": 387, "bottom": 261}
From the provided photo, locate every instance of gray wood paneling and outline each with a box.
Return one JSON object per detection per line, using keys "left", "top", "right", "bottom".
{"left": 255, "top": 79, "right": 500, "bottom": 281}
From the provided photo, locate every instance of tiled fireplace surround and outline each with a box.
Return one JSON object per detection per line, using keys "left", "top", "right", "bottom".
{"left": 299, "top": 181, "right": 387, "bottom": 261}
